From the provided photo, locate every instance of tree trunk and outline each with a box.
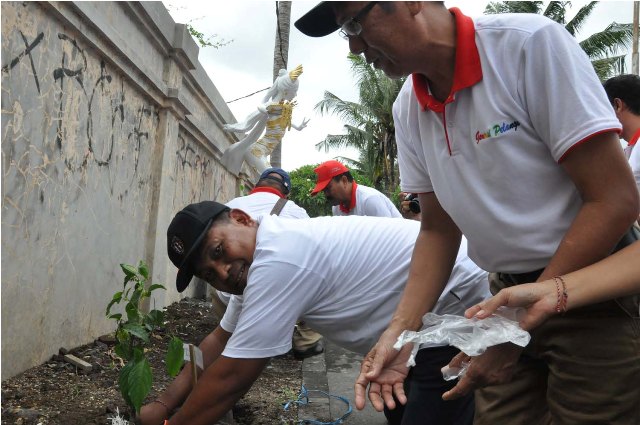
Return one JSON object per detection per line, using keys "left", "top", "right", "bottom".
{"left": 270, "top": 1, "right": 291, "bottom": 168}
{"left": 388, "top": 132, "right": 397, "bottom": 192}
{"left": 633, "top": 1, "right": 639, "bottom": 74}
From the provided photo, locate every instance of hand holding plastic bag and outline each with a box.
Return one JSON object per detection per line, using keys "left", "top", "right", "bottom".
{"left": 393, "top": 307, "right": 531, "bottom": 379}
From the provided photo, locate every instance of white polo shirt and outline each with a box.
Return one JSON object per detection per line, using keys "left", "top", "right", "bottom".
{"left": 220, "top": 190, "right": 309, "bottom": 310}
{"left": 226, "top": 190, "right": 309, "bottom": 220}
{"left": 332, "top": 184, "right": 402, "bottom": 218}
{"left": 221, "top": 216, "right": 490, "bottom": 358}
{"left": 394, "top": 9, "right": 621, "bottom": 273}
{"left": 629, "top": 146, "right": 640, "bottom": 195}
{"left": 624, "top": 130, "right": 640, "bottom": 195}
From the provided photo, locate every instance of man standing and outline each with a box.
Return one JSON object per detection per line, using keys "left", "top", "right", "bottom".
{"left": 295, "top": 3, "right": 639, "bottom": 425}
{"left": 604, "top": 74, "right": 640, "bottom": 220}
{"left": 139, "top": 201, "right": 489, "bottom": 425}
{"left": 311, "top": 159, "right": 401, "bottom": 217}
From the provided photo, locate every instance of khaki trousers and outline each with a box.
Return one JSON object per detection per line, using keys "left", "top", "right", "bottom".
{"left": 292, "top": 321, "right": 322, "bottom": 351}
{"left": 474, "top": 273, "right": 640, "bottom": 425}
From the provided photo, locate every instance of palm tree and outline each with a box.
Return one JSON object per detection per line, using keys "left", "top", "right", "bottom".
{"left": 315, "top": 54, "right": 404, "bottom": 193}
{"left": 484, "top": 1, "right": 635, "bottom": 79}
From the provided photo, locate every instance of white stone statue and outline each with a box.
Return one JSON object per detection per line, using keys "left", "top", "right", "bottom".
{"left": 222, "top": 65, "right": 310, "bottom": 175}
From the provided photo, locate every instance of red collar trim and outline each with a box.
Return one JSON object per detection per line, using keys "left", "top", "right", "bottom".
{"left": 412, "top": 7, "right": 482, "bottom": 112}
{"left": 249, "top": 187, "right": 286, "bottom": 198}
{"left": 339, "top": 181, "right": 358, "bottom": 214}
{"left": 628, "top": 128, "right": 640, "bottom": 147}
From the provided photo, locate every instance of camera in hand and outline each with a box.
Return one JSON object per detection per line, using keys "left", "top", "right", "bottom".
{"left": 405, "top": 193, "right": 421, "bottom": 214}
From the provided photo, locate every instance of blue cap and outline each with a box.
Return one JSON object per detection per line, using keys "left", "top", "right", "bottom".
{"left": 259, "top": 167, "right": 291, "bottom": 194}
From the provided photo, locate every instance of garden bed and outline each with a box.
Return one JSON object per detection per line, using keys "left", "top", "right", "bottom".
{"left": 1, "top": 298, "right": 301, "bottom": 424}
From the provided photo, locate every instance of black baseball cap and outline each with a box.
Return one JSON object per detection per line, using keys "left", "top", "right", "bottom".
{"left": 294, "top": 2, "right": 340, "bottom": 37}
{"left": 167, "top": 201, "right": 230, "bottom": 292}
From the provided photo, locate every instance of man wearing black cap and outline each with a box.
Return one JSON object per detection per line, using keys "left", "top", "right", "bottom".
{"left": 220, "top": 167, "right": 324, "bottom": 360}
{"left": 295, "top": 3, "right": 639, "bottom": 425}
{"left": 139, "top": 200, "right": 490, "bottom": 425}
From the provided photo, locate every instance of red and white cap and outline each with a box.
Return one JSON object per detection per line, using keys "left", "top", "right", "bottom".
{"left": 310, "top": 160, "right": 349, "bottom": 196}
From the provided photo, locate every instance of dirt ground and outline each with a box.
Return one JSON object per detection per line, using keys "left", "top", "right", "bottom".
{"left": 1, "top": 298, "right": 301, "bottom": 425}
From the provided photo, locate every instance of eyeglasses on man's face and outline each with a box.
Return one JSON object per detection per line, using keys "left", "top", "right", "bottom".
{"left": 339, "top": 1, "right": 379, "bottom": 40}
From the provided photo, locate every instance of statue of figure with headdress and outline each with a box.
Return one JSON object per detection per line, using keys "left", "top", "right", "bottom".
{"left": 221, "top": 65, "right": 310, "bottom": 175}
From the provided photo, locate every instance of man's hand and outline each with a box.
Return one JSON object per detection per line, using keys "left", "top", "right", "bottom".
{"left": 442, "top": 343, "right": 523, "bottom": 400}
{"left": 354, "top": 330, "right": 412, "bottom": 412}
{"left": 138, "top": 401, "right": 169, "bottom": 425}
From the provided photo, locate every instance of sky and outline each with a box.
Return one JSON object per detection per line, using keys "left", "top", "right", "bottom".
{"left": 164, "top": 1, "right": 637, "bottom": 171}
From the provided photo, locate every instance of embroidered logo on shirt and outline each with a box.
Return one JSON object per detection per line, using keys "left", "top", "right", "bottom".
{"left": 475, "top": 120, "right": 521, "bottom": 144}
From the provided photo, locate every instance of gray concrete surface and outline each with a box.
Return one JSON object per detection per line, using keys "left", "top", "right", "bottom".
{"left": 301, "top": 340, "right": 388, "bottom": 424}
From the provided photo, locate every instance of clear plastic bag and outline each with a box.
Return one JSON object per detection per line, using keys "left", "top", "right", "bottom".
{"left": 441, "top": 361, "right": 470, "bottom": 381}
{"left": 393, "top": 307, "right": 531, "bottom": 375}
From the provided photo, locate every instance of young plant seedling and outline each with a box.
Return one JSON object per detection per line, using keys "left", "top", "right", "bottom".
{"left": 105, "top": 261, "right": 184, "bottom": 416}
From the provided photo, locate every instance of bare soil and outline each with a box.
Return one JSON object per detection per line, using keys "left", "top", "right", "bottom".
{"left": 1, "top": 298, "right": 301, "bottom": 425}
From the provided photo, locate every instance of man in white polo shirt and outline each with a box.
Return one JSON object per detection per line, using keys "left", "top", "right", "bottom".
{"left": 295, "top": 2, "right": 640, "bottom": 425}
{"left": 311, "top": 159, "right": 401, "bottom": 217}
{"left": 221, "top": 167, "right": 324, "bottom": 360}
{"left": 138, "top": 201, "right": 490, "bottom": 425}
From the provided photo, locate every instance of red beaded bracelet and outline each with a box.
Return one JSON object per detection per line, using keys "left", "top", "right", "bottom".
{"left": 552, "top": 276, "right": 568, "bottom": 313}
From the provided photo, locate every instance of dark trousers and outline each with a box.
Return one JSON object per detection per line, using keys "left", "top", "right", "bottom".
{"left": 384, "top": 345, "right": 474, "bottom": 425}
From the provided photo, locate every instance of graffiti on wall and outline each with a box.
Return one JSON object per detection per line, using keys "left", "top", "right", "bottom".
{"left": 173, "top": 134, "right": 216, "bottom": 204}
{"left": 51, "top": 33, "right": 156, "bottom": 176}
{"left": 0, "top": 2, "right": 236, "bottom": 381}
{"left": 1, "top": 31, "right": 44, "bottom": 93}
{"left": 2, "top": 25, "right": 162, "bottom": 235}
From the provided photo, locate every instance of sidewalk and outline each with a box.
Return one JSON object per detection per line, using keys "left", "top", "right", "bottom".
{"left": 299, "top": 340, "right": 388, "bottom": 425}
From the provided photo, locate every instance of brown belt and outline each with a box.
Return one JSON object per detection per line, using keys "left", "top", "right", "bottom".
{"left": 498, "top": 226, "right": 638, "bottom": 286}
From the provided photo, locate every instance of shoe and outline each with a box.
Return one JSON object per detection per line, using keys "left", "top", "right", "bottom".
{"left": 293, "top": 339, "right": 324, "bottom": 360}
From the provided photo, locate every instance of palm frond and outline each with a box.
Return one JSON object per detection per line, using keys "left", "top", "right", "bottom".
{"left": 485, "top": 1, "right": 544, "bottom": 14}
{"left": 543, "top": 1, "right": 570, "bottom": 25}
{"left": 565, "top": 1, "right": 598, "bottom": 36}
{"left": 592, "top": 55, "right": 628, "bottom": 80}
{"left": 312, "top": 53, "right": 404, "bottom": 191}
{"left": 336, "top": 156, "right": 362, "bottom": 168}
{"left": 484, "top": 2, "right": 510, "bottom": 14}
{"left": 314, "top": 92, "right": 369, "bottom": 126}
{"left": 485, "top": 1, "right": 633, "bottom": 76}
{"left": 579, "top": 22, "right": 633, "bottom": 59}
{"left": 315, "top": 133, "right": 355, "bottom": 153}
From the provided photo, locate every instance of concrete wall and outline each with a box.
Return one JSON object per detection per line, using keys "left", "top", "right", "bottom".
{"left": 1, "top": 1, "right": 249, "bottom": 379}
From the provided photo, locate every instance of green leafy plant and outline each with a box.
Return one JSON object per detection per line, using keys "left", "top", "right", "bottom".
{"left": 186, "top": 24, "right": 232, "bottom": 49}
{"left": 106, "top": 261, "right": 185, "bottom": 415}
{"left": 289, "top": 164, "right": 332, "bottom": 217}
{"left": 164, "top": 5, "right": 232, "bottom": 50}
